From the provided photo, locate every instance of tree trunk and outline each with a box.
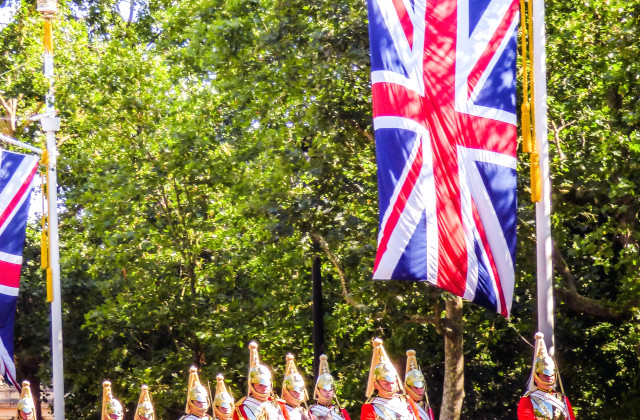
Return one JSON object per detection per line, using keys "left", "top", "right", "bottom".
{"left": 439, "top": 296, "right": 464, "bottom": 420}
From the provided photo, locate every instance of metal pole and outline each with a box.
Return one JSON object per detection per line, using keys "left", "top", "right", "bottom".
{"left": 38, "top": 2, "right": 65, "bottom": 417}
{"left": 311, "top": 256, "right": 325, "bottom": 380}
{"left": 532, "top": 0, "right": 554, "bottom": 356}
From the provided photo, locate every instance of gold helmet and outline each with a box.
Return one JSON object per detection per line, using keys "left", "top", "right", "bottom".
{"left": 17, "top": 381, "right": 36, "bottom": 420}
{"left": 135, "top": 385, "right": 155, "bottom": 420}
{"left": 185, "top": 366, "right": 210, "bottom": 415}
{"left": 405, "top": 350, "right": 427, "bottom": 402}
{"left": 281, "top": 354, "right": 307, "bottom": 404}
{"left": 248, "top": 341, "right": 272, "bottom": 398}
{"left": 366, "top": 338, "right": 402, "bottom": 398}
{"left": 526, "top": 332, "right": 557, "bottom": 393}
{"left": 213, "top": 374, "right": 234, "bottom": 420}
{"left": 102, "top": 381, "right": 123, "bottom": 420}
{"left": 313, "top": 354, "right": 335, "bottom": 405}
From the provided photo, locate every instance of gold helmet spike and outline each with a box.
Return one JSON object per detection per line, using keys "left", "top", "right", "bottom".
{"left": 527, "top": 333, "right": 557, "bottom": 393}
{"left": 17, "top": 380, "right": 37, "bottom": 420}
{"left": 214, "top": 374, "right": 234, "bottom": 419}
{"left": 102, "top": 381, "right": 123, "bottom": 420}
{"left": 186, "top": 366, "right": 210, "bottom": 415}
{"left": 365, "top": 338, "right": 402, "bottom": 398}
{"left": 281, "top": 354, "right": 307, "bottom": 402}
{"left": 248, "top": 341, "right": 272, "bottom": 396}
{"left": 313, "top": 354, "right": 335, "bottom": 402}
{"left": 135, "top": 385, "right": 155, "bottom": 420}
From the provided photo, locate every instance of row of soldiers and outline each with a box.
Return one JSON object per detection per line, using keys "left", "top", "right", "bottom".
{"left": 14, "top": 333, "right": 575, "bottom": 420}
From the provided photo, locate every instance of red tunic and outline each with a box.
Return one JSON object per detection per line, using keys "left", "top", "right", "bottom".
{"left": 517, "top": 394, "right": 576, "bottom": 420}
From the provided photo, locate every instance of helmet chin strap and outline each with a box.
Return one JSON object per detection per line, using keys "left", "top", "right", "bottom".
{"left": 316, "top": 390, "right": 333, "bottom": 406}
{"left": 533, "top": 372, "right": 555, "bottom": 390}
{"left": 189, "top": 401, "right": 208, "bottom": 417}
{"left": 214, "top": 407, "right": 231, "bottom": 420}
{"left": 406, "top": 386, "right": 423, "bottom": 402}
{"left": 283, "top": 388, "right": 302, "bottom": 407}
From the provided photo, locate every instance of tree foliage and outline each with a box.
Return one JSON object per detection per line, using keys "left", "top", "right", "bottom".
{"left": 1, "top": 0, "right": 638, "bottom": 419}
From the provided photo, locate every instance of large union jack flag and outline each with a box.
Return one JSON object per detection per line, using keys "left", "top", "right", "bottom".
{"left": 367, "top": 0, "right": 519, "bottom": 315}
{"left": 0, "top": 149, "right": 39, "bottom": 388}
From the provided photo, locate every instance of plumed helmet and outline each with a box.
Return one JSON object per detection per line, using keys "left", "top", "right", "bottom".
{"left": 404, "top": 350, "right": 425, "bottom": 389}
{"left": 366, "top": 338, "right": 402, "bottom": 398}
{"left": 185, "top": 366, "right": 210, "bottom": 415}
{"left": 314, "top": 355, "right": 335, "bottom": 394}
{"left": 248, "top": 341, "right": 272, "bottom": 397}
{"left": 102, "top": 381, "right": 123, "bottom": 420}
{"left": 214, "top": 374, "right": 234, "bottom": 409}
{"left": 281, "top": 354, "right": 307, "bottom": 403}
{"left": 17, "top": 381, "right": 36, "bottom": 418}
{"left": 526, "top": 333, "right": 558, "bottom": 394}
{"left": 535, "top": 353, "right": 556, "bottom": 376}
{"left": 135, "top": 385, "right": 155, "bottom": 420}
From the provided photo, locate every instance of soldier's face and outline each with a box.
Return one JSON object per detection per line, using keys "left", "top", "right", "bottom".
{"left": 217, "top": 405, "right": 232, "bottom": 415}
{"left": 536, "top": 373, "right": 555, "bottom": 391}
{"left": 378, "top": 379, "right": 397, "bottom": 393}
{"left": 409, "top": 385, "right": 424, "bottom": 397}
{"left": 318, "top": 388, "right": 334, "bottom": 401}
{"left": 191, "top": 400, "right": 210, "bottom": 416}
{"left": 254, "top": 383, "right": 271, "bottom": 394}
{"left": 19, "top": 411, "right": 33, "bottom": 420}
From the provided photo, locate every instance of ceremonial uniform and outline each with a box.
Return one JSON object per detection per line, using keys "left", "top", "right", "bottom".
{"left": 309, "top": 404, "right": 350, "bottom": 420}
{"left": 308, "top": 355, "right": 350, "bottom": 420}
{"left": 517, "top": 390, "right": 575, "bottom": 420}
{"left": 361, "top": 395, "right": 417, "bottom": 420}
{"left": 180, "top": 366, "right": 213, "bottom": 420}
{"left": 234, "top": 342, "right": 286, "bottom": 420}
{"left": 360, "top": 339, "right": 418, "bottom": 420}
{"left": 235, "top": 396, "right": 285, "bottom": 420}
{"left": 517, "top": 333, "right": 576, "bottom": 420}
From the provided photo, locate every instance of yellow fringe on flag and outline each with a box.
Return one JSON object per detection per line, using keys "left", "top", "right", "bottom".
{"left": 520, "top": 0, "right": 541, "bottom": 202}
{"left": 43, "top": 19, "right": 54, "bottom": 54}
{"left": 40, "top": 151, "right": 53, "bottom": 302}
{"left": 530, "top": 153, "right": 541, "bottom": 202}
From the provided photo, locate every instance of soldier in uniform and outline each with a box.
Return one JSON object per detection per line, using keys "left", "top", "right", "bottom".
{"left": 102, "top": 381, "right": 124, "bottom": 420}
{"left": 180, "top": 366, "right": 213, "bottom": 420}
{"left": 517, "top": 333, "right": 576, "bottom": 420}
{"left": 234, "top": 341, "right": 286, "bottom": 420}
{"left": 135, "top": 385, "right": 155, "bottom": 420}
{"left": 361, "top": 338, "right": 419, "bottom": 420}
{"left": 279, "top": 354, "right": 309, "bottom": 420}
{"left": 404, "top": 350, "right": 434, "bottom": 420}
{"left": 308, "top": 355, "right": 350, "bottom": 420}
{"left": 17, "top": 381, "right": 36, "bottom": 420}
{"left": 214, "top": 374, "right": 234, "bottom": 420}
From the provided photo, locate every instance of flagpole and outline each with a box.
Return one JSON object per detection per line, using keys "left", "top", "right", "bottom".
{"left": 37, "top": 1, "right": 65, "bottom": 418}
{"left": 532, "top": 0, "right": 554, "bottom": 356}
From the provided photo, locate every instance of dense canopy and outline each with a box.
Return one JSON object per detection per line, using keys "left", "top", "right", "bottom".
{"left": 1, "top": 0, "right": 638, "bottom": 419}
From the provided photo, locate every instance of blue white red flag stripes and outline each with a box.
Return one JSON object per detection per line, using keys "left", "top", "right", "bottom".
{"left": 367, "top": 0, "right": 519, "bottom": 316}
{"left": 0, "top": 149, "right": 39, "bottom": 388}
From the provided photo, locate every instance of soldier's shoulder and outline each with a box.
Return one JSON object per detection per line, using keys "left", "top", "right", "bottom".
{"left": 236, "top": 396, "right": 248, "bottom": 407}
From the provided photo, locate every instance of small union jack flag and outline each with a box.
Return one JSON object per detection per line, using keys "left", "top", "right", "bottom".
{"left": 0, "top": 149, "right": 39, "bottom": 388}
{"left": 367, "top": 0, "right": 519, "bottom": 316}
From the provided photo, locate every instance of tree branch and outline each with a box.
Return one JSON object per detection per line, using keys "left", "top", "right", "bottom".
{"left": 310, "top": 232, "right": 362, "bottom": 308}
{"left": 553, "top": 247, "right": 632, "bottom": 320}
